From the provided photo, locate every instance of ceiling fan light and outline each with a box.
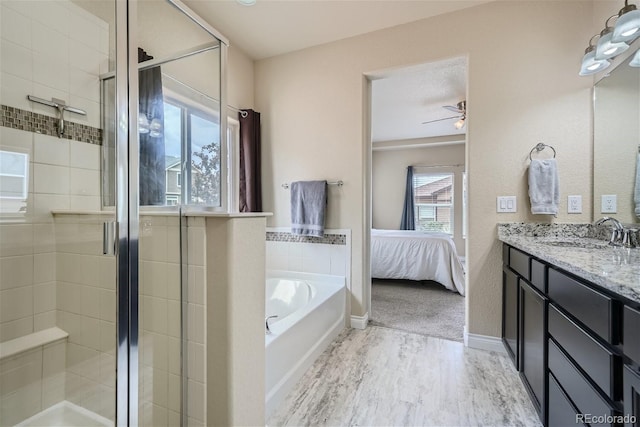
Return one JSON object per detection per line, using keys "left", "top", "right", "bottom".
{"left": 595, "top": 30, "right": 629, "bottom": 59}
{"left": 579, "top": 48, "right": 610, "bottom": 76}
{"left": 612, "top": 5, "right": 640, "bottom": 42}
{"left": 454, "top": 118, "right": 465, "bottom": 130}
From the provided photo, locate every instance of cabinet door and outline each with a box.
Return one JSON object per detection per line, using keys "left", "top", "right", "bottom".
{"left": 503, "top": 267, "right": 519, "bottom": 369}
{"left": 624, "top": 365, "right": 640, "bottom": 427}
{"left": 520, "top": 280, "right": 546, "bottom": 419}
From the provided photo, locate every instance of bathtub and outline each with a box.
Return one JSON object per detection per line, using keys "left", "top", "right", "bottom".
{"left": 265, "top": 270, "right": 346, "bottom": 418}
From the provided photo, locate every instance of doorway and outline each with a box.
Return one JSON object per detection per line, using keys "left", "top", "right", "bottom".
{"left": 366, "top": 57, "right": 468, "bottom": 342}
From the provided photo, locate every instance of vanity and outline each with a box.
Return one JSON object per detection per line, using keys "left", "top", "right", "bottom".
{"left": 499, "top": 225, "right": 640, "bottom": 426}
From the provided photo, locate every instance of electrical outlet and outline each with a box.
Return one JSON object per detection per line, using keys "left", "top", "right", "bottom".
{"left": 601, "top": 195, "right": 617, "bottom": 214}
{"left": 568, "top": 195, "right": 582, "bottom": 214}
{"left": 497, "top": 196, "right": 517, "bottom": 213}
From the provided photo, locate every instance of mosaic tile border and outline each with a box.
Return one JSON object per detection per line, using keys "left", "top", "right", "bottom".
{"left": 1, "top": 105, "right": 102, "bottom": 145}
{"left": 266, "top": 231, "right": 347, "bottom": 245}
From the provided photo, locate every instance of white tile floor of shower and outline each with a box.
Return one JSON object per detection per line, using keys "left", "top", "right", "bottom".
{"left": 269, "top": 326, "right": 541, "bottom": 427}
{"left": 15, "top": 401, "right": 113, "bottom": 427}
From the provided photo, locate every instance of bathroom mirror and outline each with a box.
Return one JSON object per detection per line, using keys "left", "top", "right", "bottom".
{"left": 593, "top": 44, "right": 640, "bottom": 223}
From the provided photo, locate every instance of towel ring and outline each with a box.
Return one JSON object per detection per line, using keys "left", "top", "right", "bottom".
{"left": 529, "top": 143, "right": 556, "bottom": 161}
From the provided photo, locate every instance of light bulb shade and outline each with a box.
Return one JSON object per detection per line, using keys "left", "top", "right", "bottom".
{"left": 138, "top": 115, "right": 149, "bottom": 134}
{"left": 595, "top": 31, "right": 629, "bottom": 59}
{"left": 579, "top": 50, "right": 610, "bottom": 76}
{"left": 454, "top": 118, "right": 465, "bottom": 129}
{"left": 612, "top": 8, "right": 640, "bottom": 42}
{"left": 630, "top": 49, "right": 640, "bottom": 67}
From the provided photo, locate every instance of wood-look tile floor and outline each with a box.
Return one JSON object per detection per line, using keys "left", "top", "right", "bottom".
{"left": 268, "top": 326, "right": 541, "bottom": 427}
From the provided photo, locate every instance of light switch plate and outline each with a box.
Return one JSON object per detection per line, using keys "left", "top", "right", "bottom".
{"left": 568, "top": 195, "right": 582, "bottom": 214}
{"left": 601, "top": 194, "right": 617, "bottom": 214}
{"left": 497, "top": 196, "right": 517, "bottom": 213}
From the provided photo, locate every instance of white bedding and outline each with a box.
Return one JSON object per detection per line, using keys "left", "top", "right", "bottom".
{"left": 370, "top": 229, "right": 465, "bottom": 296}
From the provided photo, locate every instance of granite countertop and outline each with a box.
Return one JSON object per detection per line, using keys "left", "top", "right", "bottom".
{"left": 498, "top": 223, "right": 640, "bottom": 304}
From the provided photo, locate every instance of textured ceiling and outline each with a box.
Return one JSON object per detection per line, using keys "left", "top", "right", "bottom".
{"left": 184, "top": 0, "right": 492, "bottom": 60}
{"left": 371, "top": 56, "right": 467, "bottom": 143}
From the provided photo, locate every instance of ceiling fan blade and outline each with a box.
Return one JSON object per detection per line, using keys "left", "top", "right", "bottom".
{"left": 442, "top": 105, "right": 462, "bottom": 113}
{"left": 421, "top": 115, "right": 462, "bottom": 125}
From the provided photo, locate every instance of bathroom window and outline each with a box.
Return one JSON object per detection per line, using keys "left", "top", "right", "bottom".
{"left": 413, "top": 172, "right": 454, "bottom": 234}
{"left": 0, "top": 150, "right": 29, "bottom": 214}
{"left": 162, "top": 98, "right": 223, "bottom": 207}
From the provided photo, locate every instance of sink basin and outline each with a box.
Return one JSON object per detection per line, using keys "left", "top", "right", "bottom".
{"left": 542, "top": 240, "right": 608, "bottom": 249}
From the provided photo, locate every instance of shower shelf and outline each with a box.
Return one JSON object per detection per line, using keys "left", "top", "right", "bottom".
{"left": 0, "top": 327, "right": 68, "bottom": 360}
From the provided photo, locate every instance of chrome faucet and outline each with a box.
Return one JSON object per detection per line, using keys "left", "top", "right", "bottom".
{"left": 265, "top": 315, "right": 278, "bottom": 334}
{"left": 594, "top": 217, "right": 624, "bottom": 246}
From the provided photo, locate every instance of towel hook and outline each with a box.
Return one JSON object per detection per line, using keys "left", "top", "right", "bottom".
{"left": 529, "top": 143, "right": 556, "bottom": 161}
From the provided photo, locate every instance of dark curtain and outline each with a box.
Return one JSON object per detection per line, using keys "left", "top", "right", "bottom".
{"left": 400, "top": 166, "right": 415, "bottom": 230}
{"left": 239, "top": 109, "right": 262, "bottom": 212}
{"left": 138, "top": 48, "right": 165, "bottom": 205}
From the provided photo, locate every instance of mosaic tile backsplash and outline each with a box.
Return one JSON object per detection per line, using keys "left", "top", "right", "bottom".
{"left": 1, "top": 105, "right": 102, "bottom": 145}
{"left": 266, "top": 231, "right": 347, "bottom": 245}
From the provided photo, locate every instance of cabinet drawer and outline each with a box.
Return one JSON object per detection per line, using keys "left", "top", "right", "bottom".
{"left": 549, "top": 339, "right": 614, "bottom": 421}
{"left": 530, "top": 259, "right": 546, "bottom": 293}
{"left": 548, "top": 268, "right": 613, "bottom": 343}
{"left": 509, "top": 247, "right": 530, "bottom": 280}
{"left": 549, "top": 304, "right": 617, "bottom": 400}
{"left": 624, "top": 306, "right": 640, "bottom": 364}
{"left": 549, "top": 373, "right": 585, "bottom": 427}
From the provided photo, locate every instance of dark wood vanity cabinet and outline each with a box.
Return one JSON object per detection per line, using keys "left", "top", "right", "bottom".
{"left": 520, "top": 280, "right": 547, "bottom": 415}
{"left": 502, "top": 244, "right": 630, "bottom": 426}
{"left": 624, "top": 307, "right": 640, "bottom": 426}
{"left": 502, "top": 267, "right": 519, "bottom": 368}
{"left": 502, "top": 247, "right": 547, "bottom": 423}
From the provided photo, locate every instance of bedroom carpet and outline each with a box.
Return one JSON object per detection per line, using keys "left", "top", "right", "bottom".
{"left": 370, "top": 279, "right": 465, "bottom": 342}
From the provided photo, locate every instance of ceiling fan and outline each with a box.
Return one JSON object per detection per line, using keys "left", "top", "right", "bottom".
{"left": 421, "top": 100, "right": 466, "bottom": 129}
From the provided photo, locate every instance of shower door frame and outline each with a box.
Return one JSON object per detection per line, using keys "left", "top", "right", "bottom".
{"left": 113, "top": 0, "right": 229, "bottom": 424}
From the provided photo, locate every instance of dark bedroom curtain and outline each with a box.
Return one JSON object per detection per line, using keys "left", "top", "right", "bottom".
{"left": 400, "top": 166, "right": 415, "bottom": 230}
{"left": 138, "top": 47, "right": 166, "bottom": 206}
{"left": 239, "top": 109, "right": 262, "bottom": 212}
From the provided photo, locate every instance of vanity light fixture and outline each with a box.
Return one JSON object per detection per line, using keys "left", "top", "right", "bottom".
{"left": 613, "top": 0, "right": 640, "bottom": 42}
{"left": 579, "top": 35, "right": 611, "bottom": 76}
{"left": 596, "top": 15, "right": 630, "bottom": 59}
{"left": 630, "top": 48, "right": 640, "bottom": 66}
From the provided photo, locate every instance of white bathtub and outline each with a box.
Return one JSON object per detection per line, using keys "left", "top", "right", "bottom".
{"left": 265, "top": 270, "right": 346, "bottom": 418}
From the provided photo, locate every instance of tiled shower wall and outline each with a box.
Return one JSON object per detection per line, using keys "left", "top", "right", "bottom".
{"left": 0, "top": 1, "right": 109, "bottom": 423}
{"left": 0, "top": 0, "right": 107, "bottom": 343}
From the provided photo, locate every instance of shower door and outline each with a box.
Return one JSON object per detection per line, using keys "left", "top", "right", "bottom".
{"left": 0, "top": 0, "right": 226, "bottom": 425}
{"left": 0, "top": 0, "right": 121, "bottom": 425}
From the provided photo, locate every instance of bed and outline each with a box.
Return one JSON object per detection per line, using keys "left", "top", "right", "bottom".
{"left": 370, "top": 229, "right": 465, "bottom": 296}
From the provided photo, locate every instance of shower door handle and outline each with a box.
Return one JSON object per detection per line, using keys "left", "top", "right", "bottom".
{"left": 103, "top": 221, "right": 117, "bottom": 255}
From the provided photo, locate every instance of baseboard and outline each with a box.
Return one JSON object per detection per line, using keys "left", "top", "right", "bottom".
{"left": 350, "top": 312, "right": 369, "bottom": 329}
{"left": 464, "top": 330, "right": 506, "bottom": 354}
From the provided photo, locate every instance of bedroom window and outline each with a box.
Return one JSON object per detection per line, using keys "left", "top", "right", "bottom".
{"left": 413, "top": 172, "right": 454, "bottom": 234}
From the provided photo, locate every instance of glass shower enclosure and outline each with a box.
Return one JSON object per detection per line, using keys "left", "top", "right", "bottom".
{"left": 0, "top": 0, "right": 227, "bottom": 425}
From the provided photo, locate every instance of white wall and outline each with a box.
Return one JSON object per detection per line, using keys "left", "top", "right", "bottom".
{"left": 372, "top": 143, "right": 465, "bottom": 255}
{"left": 255, "top": 1, "right": 594, "bottom": 337}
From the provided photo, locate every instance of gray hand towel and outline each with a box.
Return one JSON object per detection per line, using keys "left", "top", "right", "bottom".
{"left": 528, "top": 158, "right": 559, "bottom": 215}
{"left": 291, "top": 180, "right": 327, "bottom": 237}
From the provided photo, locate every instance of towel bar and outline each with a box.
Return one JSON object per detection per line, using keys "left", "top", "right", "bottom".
{"left": 282, "top": 180, "right": 343, "bottom": 189}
